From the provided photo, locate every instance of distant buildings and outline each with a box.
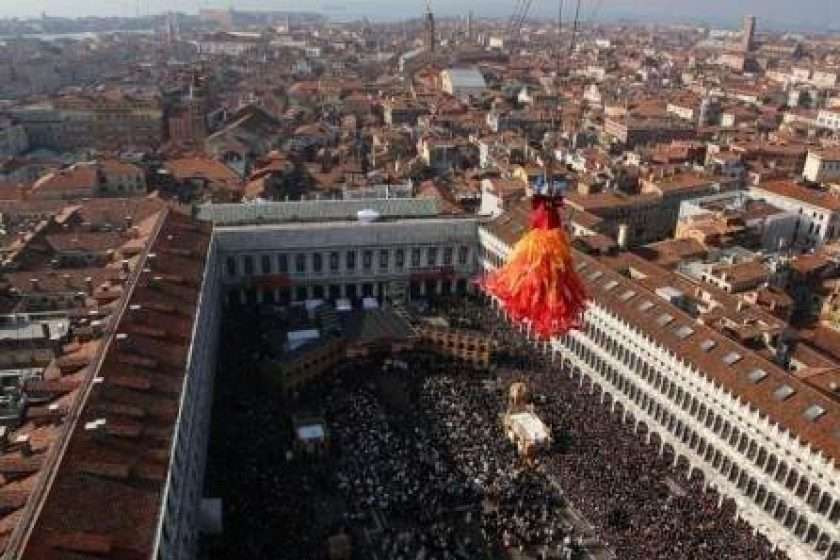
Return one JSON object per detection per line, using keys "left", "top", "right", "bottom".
{"left": 603, "top": 117, "right": 696, "bottom": 148}
{"left": 12, "top": 89, "right": 163, "bottom": 152}
{"left": 742, "top": 15, "right": 757, "bottom": 53}
{"left": 0, "top": 118, "right": 29, "bottom": 157}
{"left": 750, "top": 180, "right": 840, "bottom": 247}
{"left": 804, "top": 149, "right": 840, "bottom": 185}
{"left": 440, "top": 67, "right": 487, "bottom": 98}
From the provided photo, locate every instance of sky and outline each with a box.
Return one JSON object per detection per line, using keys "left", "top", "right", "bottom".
{"left": 1, "top": 0, "right": 838, "bottom": 31}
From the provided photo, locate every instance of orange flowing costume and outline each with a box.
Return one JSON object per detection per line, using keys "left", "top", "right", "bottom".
{"left": 485, "top": 195, "right": 588, "bottom": 339}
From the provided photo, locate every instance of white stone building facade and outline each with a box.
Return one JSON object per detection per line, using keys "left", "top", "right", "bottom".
{"left": 479, "top": 224, "right": 840, "bottom": 560}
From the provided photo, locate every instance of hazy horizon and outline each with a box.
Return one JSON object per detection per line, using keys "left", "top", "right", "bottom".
{"left": 1, "top": 0, "right": 838, "bottom": 32}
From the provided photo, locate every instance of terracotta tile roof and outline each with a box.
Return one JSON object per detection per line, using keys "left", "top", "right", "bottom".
{"left": 30, "top": 166, "right": 99, "bottom": 197}
{"left": 16, "top": 211, "right": 211, "bottom": 560}
{"left": 634, "top": 238, "right": 708, "bottom": 269}
{"left": 164, "top": 158, "right": 240, "bottom": 187}
{"left": 73, "top": 198, "right": 165, "bottom": 229}
{"left": 44, "top": 232, "right": 128, "bottom": 255}
{"left": 1, "top": 268, "right": 122, "bottom": 296}
{"left": 753, "top": 180, "right": 840, "bottom": 212}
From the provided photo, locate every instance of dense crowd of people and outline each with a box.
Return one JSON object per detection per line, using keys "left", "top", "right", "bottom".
{"left": 326, "top": 360, "right": 576, "bottom": 559}
{"left": 203, "top": 297, "right": 791, "bottom": 560}
{"left": 429, "top": 296, "right": 789, "bottom": 560}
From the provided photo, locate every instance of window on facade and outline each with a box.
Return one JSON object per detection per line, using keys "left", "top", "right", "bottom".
{"left": 346, "top": 251, "right": 356, "bottom": 270}
{"left": 363, "top": 250, "right": 373, "bottom": 270}
{"left": 277, "top": 254, "right": 288, "bottom": 273}
{"left": 313, "top": 253, "right": 323, "bottom": 273}
{"left": 330, "top": 252, "right": 340, "bottom": 272}
{"left": 243, "top": 255, "right": 254, "bottom": 275}
{"left": 226, "top": 257, "right": 237, "bottom": 276}
{"left": 411, "top": 248, "right": 421, "bottom": 267}
{"left": 379, "top": 250, "right": 389, "bottom": 269}
{"left": 458, "top": 246, "right": 469, "bottom": 265}
{"left": 427, "top": 247, "right": 438, "bottom": 267}
{"left": 295, "top": 254, "right": 306, "bottom": 274}
{"left": 261, "top": 255, "right": 271, "bottom": 274}
{"left": 443, "top": 247, "right": 453, "bottom": 266}
{"left": 396, "top": 249, "right": 405, "bottom": 269}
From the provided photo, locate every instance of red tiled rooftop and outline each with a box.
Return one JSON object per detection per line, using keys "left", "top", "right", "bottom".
{"left": 16, "top": 210, "right": 211, "bottom": 560}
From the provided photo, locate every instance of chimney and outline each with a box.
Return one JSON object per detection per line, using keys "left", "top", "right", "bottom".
{"left": 129, "top": 304, "right": 143, "bottom": 323}
{"left": 115, "top": 333, "right": 130, "bottom": 351}
{"left": 85, "top": 276, "right": 94, "bottom": 295}
{"left": 617, "top": 224, "right": 629, "bottom": 250}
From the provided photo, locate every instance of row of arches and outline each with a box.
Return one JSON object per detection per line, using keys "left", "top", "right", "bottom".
{"left": 546, "top": 321, "right": 840, "bottom": 560}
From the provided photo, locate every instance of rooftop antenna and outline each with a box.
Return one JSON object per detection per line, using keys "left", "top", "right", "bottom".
{"left": 556, "top": 0, "right": 564, "bottom": 75}
{"left": 569, "top": 0, "right": 581, "bottom": 54}
{"left": 425, "top": 0, "right": 437, "bottom": 54}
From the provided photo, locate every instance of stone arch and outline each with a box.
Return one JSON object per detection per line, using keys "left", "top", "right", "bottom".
{"left": 764, "top": 492, "right": 777, "bottom": 514}
{"left": 806, "top": 523, "right": 820, "bottom": 544}
{"left": 817, "top": 493, "right": 832, "bottom": 515}
{"left": 814, "top": 532, "right": 831, "bottom": 554}
{"left": 794, "top": 516, "right": 808, "bottom": 538}
{"left": 776, "top": 460, "right": 789, "bottom": 483}
{"left": 675, "top": 454, "right": 692, "bottom": 478}
{"left": 689, "top": 465, "right": 706, "bottom": 485}
{"left": 649, "top": 430, "right": 663, "bottom": 450}
{"left": 766, "top": 453, "right": 779, "bottom": 475}
{"left": 662, "top": 442, "right": 677, "bottom": 465}
{"left": 756, "top": 446, "right": 768, "bottom": 467}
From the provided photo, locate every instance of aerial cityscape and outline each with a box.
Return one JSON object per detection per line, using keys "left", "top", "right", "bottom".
{"left": 0, "top": 2, "right": 840, "bottom": 559}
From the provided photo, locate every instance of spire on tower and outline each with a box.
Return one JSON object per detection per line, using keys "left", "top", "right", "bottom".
{"left": 425, "top": 0, "right": 436, "bottom": 54}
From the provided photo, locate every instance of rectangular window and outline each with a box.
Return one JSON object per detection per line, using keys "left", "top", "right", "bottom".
{"left": 379, "top": 250, "right": 389, "bottom": 270}
{"left": 427, "top": 247, "right": 438, "bottom": 267}
{"left": 226, "top": 257, "right": 237, "bottom": 276}
{"left": 363, "top": 250, "right": 373, "bottom": 270}
{"left": 443, "top": 247, "right": 453, "bottom": 266}
{"left": 330, "top": 252, "right": 340, "bottom": 272}
{"left": 295, "top": 254, "right": 306, "bottom": 274}
{"left": 313, "top": 253, "right": 323, "bottom": 273}
{"left": 243, "top": 256, "right": 254, "bottom": 275}
{"left": 411, "top": 248, "right": 421, "bottom": 267}
{"left": 261, "top": 255, "right": 271, "bottom": 274}
{"left": 346, "top": 251, "right": 356, "bottom": 270}
{"left": 277, "top": 254, "right": 288, "bottom": 273}
{"left": 395, "top": 249, "right": 405, "bottom": 269}
{"left": 458, "top": 246, "right": 469, "bottom": 265}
